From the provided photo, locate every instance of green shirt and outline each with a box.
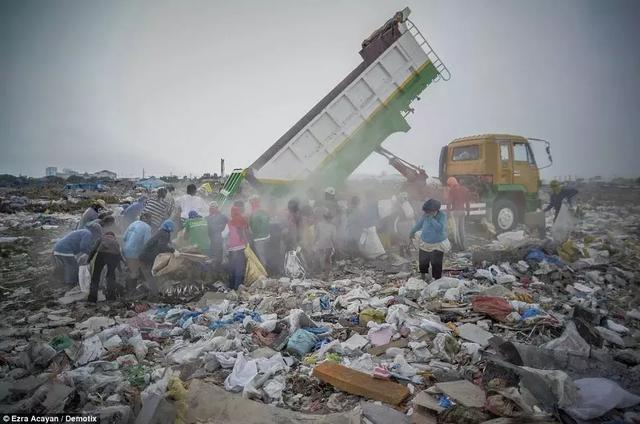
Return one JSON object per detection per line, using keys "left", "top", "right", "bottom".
{"left": 249, "top": 210, "right": 270, "bottom": 240}
{"left": 183, "top": 217, "right": 210, "bottom": 254}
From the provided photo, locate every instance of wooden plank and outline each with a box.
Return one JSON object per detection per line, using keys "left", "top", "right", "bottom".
{"left": 313, "top": 362, "right": 409, "bottom": 406}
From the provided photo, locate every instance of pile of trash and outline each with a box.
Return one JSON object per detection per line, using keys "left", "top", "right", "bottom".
{"left": 0, "top": 195, "right": 639, "bottom": 422}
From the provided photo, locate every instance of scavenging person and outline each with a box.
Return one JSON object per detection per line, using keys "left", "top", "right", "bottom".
{"left": 544, "top": 180, "right": 579, "bottom": 222}
{"left": 409, "top": 199, "right": 450, "bottom": 281}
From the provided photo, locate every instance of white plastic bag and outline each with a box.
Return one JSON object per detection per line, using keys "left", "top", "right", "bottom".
{"left": 359, "top": 227, "right": 385, "bottom": 259}
{"left": 224, "top": 353, "right": 258, "bottom": 392}
{"left": 551, "top": 202, "right": 576, "bottom": 243}
{"left": 401, "top": 201, "right": 415, "bottom": 220}
{"left": 377, "top": 198, "right": 396, "bottom": 219}
{"left": 78, "top": 265, "right": 91, "bottom": 293}
{"left": 284, "top": 249, "right": 305, "bottom": 279}
{"left": 567, "top": 378, "right": 640, "bottom": 420}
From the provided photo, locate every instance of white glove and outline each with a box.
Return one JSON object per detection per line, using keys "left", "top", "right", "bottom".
{"left": 173, "top": 250, "right": 181, "bottom": 258}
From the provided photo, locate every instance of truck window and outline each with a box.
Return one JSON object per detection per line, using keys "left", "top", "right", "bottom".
{"left": 513, "top": 143, "right": 528, "bottom": 162}
{"left": 500, "top": 143, "right": 510, "bottom": 161}
{"left": 451, "top": 145, "right": 480, "bottom": 161}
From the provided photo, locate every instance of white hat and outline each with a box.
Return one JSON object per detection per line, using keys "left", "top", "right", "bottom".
{"left": 325, "top": 186, "right": 336, "bottom": 196}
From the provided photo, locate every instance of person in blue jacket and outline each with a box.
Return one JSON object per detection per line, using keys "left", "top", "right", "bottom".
{"left": 409, "top": 199, "right": 451, "bottom": 281}
{"left": 121, "top": 195, "right": 148, "bottom": 229}
{"left": 53, "top": 221, "right": 103, "bottom": 285}
{"left": 122, "top": 212, "right": 153, "bottom": 291}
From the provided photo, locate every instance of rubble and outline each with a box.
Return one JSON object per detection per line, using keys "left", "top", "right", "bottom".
{"left": 0, "top": 181, "right": 639, "bottom": 423}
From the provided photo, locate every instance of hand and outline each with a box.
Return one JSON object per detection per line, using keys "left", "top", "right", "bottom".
{"left": 77, "top": 254, "right": 88, "bottom": 265}
{"left": 174, "top": 250, "right": 181, "bottom": 258}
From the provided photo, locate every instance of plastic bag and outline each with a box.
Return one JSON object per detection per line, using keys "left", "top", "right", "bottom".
{"left": 377, "top": 198, "right": 396, "bottom": 219}
{"left": 284, "top": 249, "right": 305, "bottom": 279}
{"left": 244, "top": 245, "right": 267, "bottom": 286}
{"left": 224, "top": 353, "right": 258, "bottom": 392}
{"left": 78, "top": 265, "right": 91, "bottom": 293}
{"left": 401, "top": 201, "right": 415, "bottom": 220}
{"left": 359, "top": 226, "right": 385, "bottom": 259}
{"left": 551, "top": 202, "right": 576, "bottom": 243}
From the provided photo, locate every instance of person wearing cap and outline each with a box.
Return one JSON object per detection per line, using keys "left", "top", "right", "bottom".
{"left": 544, "top": 180, "right": 579, "bottom": 222}
{"left": 139, "top": 219, "right": 176, "bottom": 299}
{"left": 446, "top": 177, "right": 471, "bottom": 250}
{"left": 142, "top": 187, "right": 173, "bottom": 231}
{"left": 88, "top": 230, "right": 123, "bottom": 303}
{"left": 248, "top": 195, "right": 271, "bottom": 267}
{"left": 77, "top": 199, "right": 107, "bottom": 229}
{"left": 183, "top": 210, "right": 210, "bottom": 254}
{"left": 121, "top": 195, "right": 148, "bottom": 229}
{"left": 409, "top": 199, "right": 450, "bottom": 281}
{"left": 53, "top": 221, "right": 103, "bottom": 285}
{"left": 207, "top": 201, "right": 228, "bottom": 268}
{"left": 122, "top": 212, "right": 152, "bottom": 293}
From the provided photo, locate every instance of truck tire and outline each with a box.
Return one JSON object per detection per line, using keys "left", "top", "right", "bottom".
{"left": 493, "top": 198, "right": 518, "bottom": 233}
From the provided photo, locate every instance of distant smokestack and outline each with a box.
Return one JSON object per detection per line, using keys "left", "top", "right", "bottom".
{"left": 221, "top": 159, "right": 225, "bottom": 178}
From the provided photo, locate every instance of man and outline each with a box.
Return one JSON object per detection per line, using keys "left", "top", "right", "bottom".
{"left": 346, "top": 195, "right": 365, "bottom": 257}
{"left": 77, "top": 199, "right": 106, "bottom": 229}
{"left": 207, "top": 201, "right": 228, "bottom": 268}
{"left": 446, "top": 177, "right": 471, "bottom": 250}
{"left": 88, "top": 230, "right": 122, "bottom": 303}
{"left": 142, "top": 188, "right": 173, "bottom": 231}
{"left": 544, "top": 180, "right": 578, "bottom": 222}
{"left": 176, "top": 184, "right": 209, "bottom": 221}
{"left": 394, "top": 192, "right": 415, "bottom": 256}
{"left": 53, "top": 221, "right": 102, "bottom": 285}
{"left": 121, "top": 196, "right": 147, "bottom": 229}
{"left": 313, "top": 208, "right": 337, "bottom": 276}
{"left": 248, "top": 195, "right": 271, "bottom": 267}
{"left": 183, "top": 210, "right": 210, "bottom": 254}
{"left": 139, "top": 219, "right": 176, "bottom": 299}
{"left": 122, "top": 212, "right": 153, "bottom": 293}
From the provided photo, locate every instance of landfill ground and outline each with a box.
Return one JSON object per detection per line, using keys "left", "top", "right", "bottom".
{"left": 1, "top": 181, "right": 640, "bottom": 423}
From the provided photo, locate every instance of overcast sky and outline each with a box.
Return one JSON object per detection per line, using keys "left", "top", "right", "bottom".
{"left": 1, "top": 0, "right": 639, "bottom": 180}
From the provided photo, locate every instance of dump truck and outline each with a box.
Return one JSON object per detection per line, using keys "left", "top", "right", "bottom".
{"left": 439, "top": 134, "right": 552, "bottom": 233}
{"left": 236, "top": 7, "right": 450, "bottom": 196}
{"left": 219, "top": 8, "right": 551, "bottom": 235}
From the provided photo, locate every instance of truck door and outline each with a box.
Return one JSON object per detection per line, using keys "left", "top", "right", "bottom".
{"left": 498, "top": 141, "right": 512, "bottom": 184}
{"left": 512, "top": 141, "right": 538, "bottom": 192}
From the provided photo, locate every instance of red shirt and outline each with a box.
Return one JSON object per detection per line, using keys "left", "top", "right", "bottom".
{"left": 448, "top": 185, "right": 470, "bottom": 211}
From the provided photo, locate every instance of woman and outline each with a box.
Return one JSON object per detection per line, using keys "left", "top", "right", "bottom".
{"left": 409, "top": 199, "right": 450, "bottom": 281}
{"left": 227, "top": 204, "right": 250, "bottom": 290}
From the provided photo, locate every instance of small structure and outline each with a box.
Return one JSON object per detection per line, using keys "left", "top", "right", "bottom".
{"left": 93, "top": 170, "right": 117, "bottom": 179}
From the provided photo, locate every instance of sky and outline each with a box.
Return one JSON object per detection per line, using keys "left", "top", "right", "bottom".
{"left": 1, "top": 0, "right": 639, "bottom": 180}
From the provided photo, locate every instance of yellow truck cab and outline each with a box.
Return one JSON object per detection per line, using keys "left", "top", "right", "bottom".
{"left": 439, "top": 134, "right": 551, "bottom": 232}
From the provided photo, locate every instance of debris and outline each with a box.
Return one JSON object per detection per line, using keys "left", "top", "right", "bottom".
{"left": 313, "top": 362, "right": 410, "bottom": 405}
{"left": 566, "top": 378, "right": 640, "bottom": 420}
{"left": 456, "top": 323, "right": 493, "bottom": 347}
{"left": 435, "top": 380, "right": 487, "bottom": 408}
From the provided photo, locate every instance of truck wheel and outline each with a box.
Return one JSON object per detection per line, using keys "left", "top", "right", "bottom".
{"left": 493, "top": 199, "right": 518, "bottom": 232}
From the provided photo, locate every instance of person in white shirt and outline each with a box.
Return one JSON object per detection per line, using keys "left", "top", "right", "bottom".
{"left": 176, "top": 184, "right": 209, "bottom": 221}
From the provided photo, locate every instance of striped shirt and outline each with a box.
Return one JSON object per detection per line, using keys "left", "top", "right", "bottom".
{"left": 143, "top": 198, "right": 172, "bottom": 229}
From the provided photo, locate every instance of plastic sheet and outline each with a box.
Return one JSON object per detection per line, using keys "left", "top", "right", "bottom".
{"left": 78, "top": 265, "right": 91, "bottom": 293}
{"left": 284, "top": 249, "right": 306, "bottom": 279}
{"left": 567, "top": 378, "right": 640, "bottom": 420}
{"left": 359, "top": 227, "right": 385, "bottom": 259}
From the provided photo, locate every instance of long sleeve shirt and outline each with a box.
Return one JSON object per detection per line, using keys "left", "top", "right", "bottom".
{"left": 544, "top": 188, "right": 578, "bottom": 213}
{"left": 410, "top": 212, "right": 447, "bottom": 244}
{"left": 122, "top": 220, "right": 152, "bottom": 259}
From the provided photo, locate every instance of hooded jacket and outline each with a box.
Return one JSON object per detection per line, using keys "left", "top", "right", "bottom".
{"left": 122, "top": 220, "right": 152, "bottom": 259}
{"left": 54, "top": 222, "right": 102, "bottom": 255}
{"left": 139, "top": 220, "right": 175, "bottom": 264}
{"left": 410, "top": 211, "right": 448, "bottom": 244}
